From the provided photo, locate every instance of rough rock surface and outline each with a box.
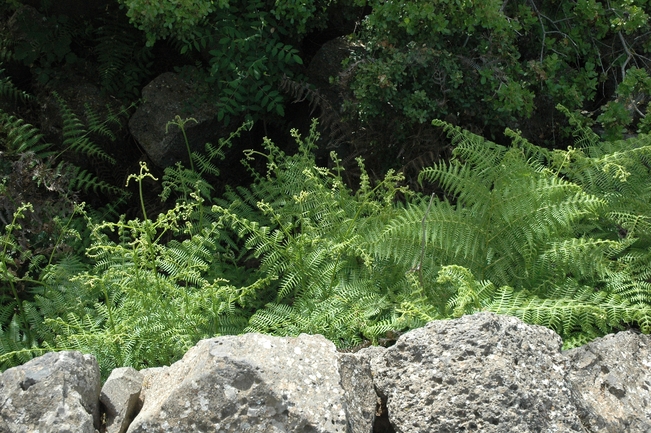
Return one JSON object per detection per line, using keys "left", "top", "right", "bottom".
{"left": 371, "top": 312, "right": 584, "bottom": 432}
{"left": 304, "top": 37, "right": 358, "bottom": 147}
{"left": 128, "top": 72, "right": 225, "bottom": 168}
{"left": 126, "top": 333, "right": 375, "bottom": 433}
{"left": 338, "top": 350, "right": 381, "bottom": 433}
{"left": 100, "top": 367, "right": 143, "bottom": 433}
{"left": 0, "top": 351, "right": 100, "bottom": 433}
{"left": 563, "top": 330, "right": 651, "bottom": 432}
{"left": 307, "top": 37, "right": 354, "bottom": 100}
{"left": 2, "top": 314, "right": 651, "bottom": 433}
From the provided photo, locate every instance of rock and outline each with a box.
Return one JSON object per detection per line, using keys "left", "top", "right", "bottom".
{"left": 338, "top": 350, "right": 382, "bottom": 433}
{"left": 0, "top": 351, "right": 101, "bottom": 433}
{"left": 128, "top": 72, "right": 226, "bottom": 168}
{"left": 370, "top": 312, "right": 584, "bottom": 432}
{"left": 100, "top": 367, "right": 143, "bottom": 433}
{"left": 307, "top": 37, "right": 354, "bottom": 98}
{"left": 301, "top": 36, "right": 365, "bottom": 150}
{"left": 563, "top": 330, "right": 651, "bottom": 432}
{"left": 352, "top": 346, "right": 390, "bottom": 433}
{"left": 3, "top": 314, "right": 651, "bottom": 433}
{"left": 127, "top": 333, "right": 375, "bottom": 433}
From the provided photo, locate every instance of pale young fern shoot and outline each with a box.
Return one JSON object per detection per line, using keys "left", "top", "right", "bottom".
{"left": 42, "top": 168, "right": 246, "bottom": 377}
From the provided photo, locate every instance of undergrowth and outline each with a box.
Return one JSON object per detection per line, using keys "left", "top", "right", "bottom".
{"left": 1, "top": 114, "right": 650, "bottom": 377}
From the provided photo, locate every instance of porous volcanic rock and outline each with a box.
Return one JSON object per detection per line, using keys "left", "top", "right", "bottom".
{"left": 370, "top": 312, "right": 584, "bottom": 432}
{"left": 0, "top": 351, "right": 100, "bottom": 433}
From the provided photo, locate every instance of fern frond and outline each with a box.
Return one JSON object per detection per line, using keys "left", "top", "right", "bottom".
{"left": 83, "top": 103, "right": 123, "bottom": 140}
{"left": 54, "top": 93, "right": 116, "bottom": 164}
{"left": 419, "top": 160, "right": 492, "bottom": 209}
{"left": 531, "top": 238, "right": 632, "bottom": 287}
{"left": 192, "top": 152, "right": 221, "bottom": 178}
{"left": 66, "top": 166, "right": 123, "bottom": 196}
{"left": 606, "top": 272, "right": 651, "bottom": 306}
{"left": 279, "top": 76, "right": 350, "bottom": 148}
{"left": 161, "top": 163, "right": 213, "bottom": 201}
{"left": 0, "top": 65, "right": 32, "bottom": 105}
{"left": 0, "top": 110, "right": 51, "bottom": 156}
{"left": 94, "top": 18, "right": 153, "bottom": 99}
{"left": 556, "top": 104, "right": 601, "bottom": 149}
{"left": 436, "top": 265, "right": 497, "bottom": 318}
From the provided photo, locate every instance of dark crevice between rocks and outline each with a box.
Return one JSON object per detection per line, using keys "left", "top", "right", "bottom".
{"left": 373, "top": 392, "right": 396, "bottom": 433}
{"left": 97, "top": 394, "right": 143, "bottom": 433}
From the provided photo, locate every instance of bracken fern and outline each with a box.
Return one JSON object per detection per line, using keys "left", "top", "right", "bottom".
{"left": 376, "top": 119, "right": 651, "bottom": 347}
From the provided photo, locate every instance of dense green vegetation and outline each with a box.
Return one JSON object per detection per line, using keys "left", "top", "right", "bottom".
{"left": 2, "top": 115, "right": 650, "bottom": 377}
{"left": 1, "top": 0, "right": 651, "bottom": 376}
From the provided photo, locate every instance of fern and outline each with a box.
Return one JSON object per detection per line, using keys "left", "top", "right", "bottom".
{"left": 375, "top": 119, "right": 651, "bottom": 345}
{"left": 0, "top": 63, "right": 32, "bottom": 105}
{"left": 212, "top": 120, "right": 430, "bottom": 347}
{"left": 161, "top": 119, "right": 253, "bottom": 204}
{"left": 66, "top": 166, "right": 124, "bottom": 196}
{"left": 51, "top": 93, "right": 132, "bottom": 198}
{"left": 55, "top": 92, "right": 117, "bottom": 164}
{"left": 0, "top": 110, "right": 51, "bottom": 156}
{"left": 40, "top": 198, "right": 245, "bottom": 378}
{"left": 0, "top": 204, "right": 89, "bottom": 370}
{"left": 279, "top": 76, "right": 350, "bottom": 148}
{"left": 5, "top": 112, "right": 651, "bottom": 374}
{"left": 94, "top": 17, "right": 153, "bottom": 100}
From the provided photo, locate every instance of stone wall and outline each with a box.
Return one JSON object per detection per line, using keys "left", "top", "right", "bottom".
{"left": 1, "top": 312, "right": 649, "bottom": 432}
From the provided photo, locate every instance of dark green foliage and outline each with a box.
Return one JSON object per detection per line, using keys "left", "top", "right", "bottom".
{"left": 55, "top": 92, "right": 117, "bottom": 164}
{"left": 119, "top": 0, "right": 333, "bottom": 46}
{"left": 347, "top": 0, "right": 651, "bottom": 143}
{"left": 118, "top": 0, "right": 309, "bottom": 125}
{"left": 0, "top": 63, "right": 32, "bottom": 105}
{"left": 9, "top": 9, "right": 90, "bottom": 84}
{"left": 186, "top": 0, "right": 303, "bottom": 124}
{"left": 94, "top": 17, "right": 154, "bottom": 100}
{"left": 2, "top": 115, "right": 651, "bottom": 374}
{"left": 53, "top": 93, "right": 129, "bottom": 197}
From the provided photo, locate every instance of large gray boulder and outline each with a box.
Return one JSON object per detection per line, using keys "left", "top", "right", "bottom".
{"left": 370, "top": 312, "right": 585, "bottom": 432}
{"left": 0, "top": 351, "right": 101, "bottom": 433}
{"left": 563, "top": 330, "right": 651, "bottom": 432}
{"left": 128, "top": 72, "right": 225, "bottom": 168}
{"left": 126, "top": 333, "right": 376, "bottom": 433}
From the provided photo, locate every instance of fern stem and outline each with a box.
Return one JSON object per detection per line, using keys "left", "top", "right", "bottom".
{"left": 415, "top": 193, "right": 436, "bottom": 287}
{"left": 7, "top": 280, "right": 34, "bottom": 345}
{"left": 166, "top": 116, "right": 196, "bottom": 173}
{"left": 138, "top": 179, "right": 148, "bottom": 221}
{"left": 1, "top": 205, "right": 35, "bottom": 345}
{"left": 47, "top": 204, "right": 80, "bottom": 268}
{"left": 181, "top": 128, "right": 195, "bottom": 173}
{"left": 126, "top": 161, "right": 158, "bottom": 221}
